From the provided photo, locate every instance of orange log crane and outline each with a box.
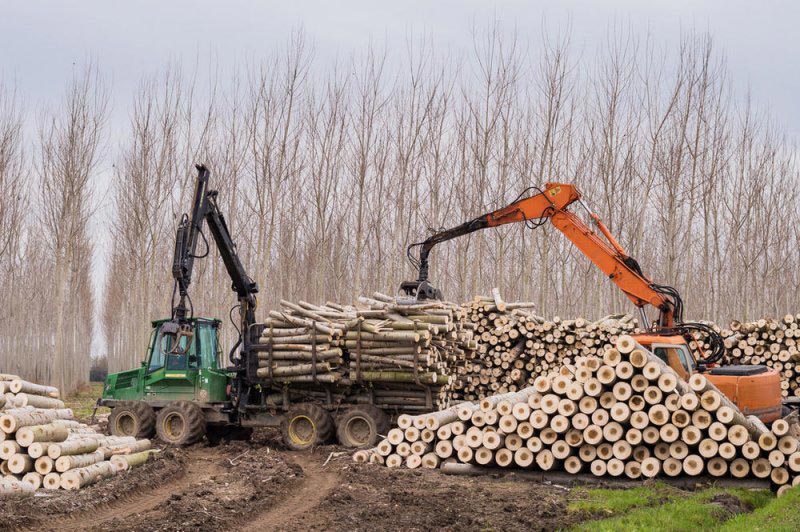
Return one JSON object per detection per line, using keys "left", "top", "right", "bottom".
{"left": 401, "top": 183, "right": 784, "bottom": 422}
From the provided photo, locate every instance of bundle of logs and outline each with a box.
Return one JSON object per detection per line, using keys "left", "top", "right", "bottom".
{"left": 453, "top": 292, "right": 637, "bottom": 401}
{"left": 356, "top": 335, "right": 800, "bottom": 494}
{"left": 688, "top": 315, "right": 800, "bottom": 399}
{"left": 0, "top": 375, "right": 155, "bottom": 496}
{"left": 255, "top": 294, "right": 476, "bottom": 412}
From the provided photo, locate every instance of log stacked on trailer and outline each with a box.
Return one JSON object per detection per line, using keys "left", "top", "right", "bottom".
{"left": 359, "top": 335, "right": 800, "bottom": 495}
{"left": 0, "top": 376, "right": 156, "bottom": 496}
{"left": 255, "top": 293, "right": 476, "bottom": 412}
{"left": 454, "top": 294, "right": 637, "bottom": 401}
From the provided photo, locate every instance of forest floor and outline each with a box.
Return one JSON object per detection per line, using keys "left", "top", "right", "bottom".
{"left": 63, "top": 382, "right": 109, "bottom": 419}
{"left": 1, "top": 390, "right": 797, "bottom": 531}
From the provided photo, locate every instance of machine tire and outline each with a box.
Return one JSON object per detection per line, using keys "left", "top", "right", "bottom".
{"left": 280, "top": 403, "right": 333, "bottom": 451}
{"left": 335, "top": 405, "right": 389, "bottom": 448}
{"left": 108, "top": 401, "right": 156, "bottom": 439}
{"left": 155, "top": 401, "right": 206, "bottom": 446}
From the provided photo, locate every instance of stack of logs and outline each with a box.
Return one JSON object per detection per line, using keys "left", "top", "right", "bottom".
{"left": 687, "top": 315, "right": 800, "bottom": 399}
{"left": 256, "top": 293, "right": 476, "bottom": 412}
{"left": 453, "top": 292, "right": 637, "bottom": 401}
{"left": 357, "top": 335, "right": 800, "bottom": 494}
{"left": 247, "top": 290, "right": 800, "bottom": 411}
{"left": 0, "top": 375, "right": 155, "bottom": 496}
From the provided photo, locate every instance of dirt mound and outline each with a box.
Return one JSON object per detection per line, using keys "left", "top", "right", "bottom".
{"left": 708, "top": 493, "right": 752, "bottom": 520}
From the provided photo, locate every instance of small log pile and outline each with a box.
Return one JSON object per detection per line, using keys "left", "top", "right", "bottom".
{"left": 686, "top": 315, "right": 800, "bottom": 399}
{"left": 255, "top": 293, "right": 476, "bottom": 412}
{"left": 0, "top": 376, "right": 156, "bottom": 496}
{"left": 453, "top": 294, "right": 637, "bottom": 401}
{"left": 358, "top": 335, "right": 800, "bottom": 494}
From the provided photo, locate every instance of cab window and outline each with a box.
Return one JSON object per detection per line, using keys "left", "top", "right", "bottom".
{"left": 150, "top": 325, "right": 199, "bottom": 372}
{"left": 147, "top": 328, "right": 163, "bottom": 372}
{"left": 196, "top": 323, "right": 219, "bottom": 369}
{"left": 652, "top": 345, "right": 694, "bottom": 380}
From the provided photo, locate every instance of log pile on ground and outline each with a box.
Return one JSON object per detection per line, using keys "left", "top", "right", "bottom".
{"left": 689, "top": 315, "right": 800, "bottom": 399}
{"left": 256, "top": 293, "right": 475, "bottom": 412}
{"left": 457, "top": 297, "right": 800, "bottom": 403}
{"left": 357, "top": 335, "right": 800, "bottom": 495}
{"left": 453, "top": 294, "right": 637, "bottom": 401}
{"left": 0, "top": 375, "right": 155, "bottom": 496}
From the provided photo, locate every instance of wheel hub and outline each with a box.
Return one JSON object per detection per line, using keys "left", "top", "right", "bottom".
{"left": 346, "top": 416, "right": 371, "bottom": 445}
{"left": 116, "top": 412, "right": 137, "bottom": 436}
{"left": 163, "top": 412, "right": 186, "bottom": 440}
{"left": 288, "top": 415, "right": 316, "bottom": 445}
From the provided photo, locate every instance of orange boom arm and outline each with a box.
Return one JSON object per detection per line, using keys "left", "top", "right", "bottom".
{"left": 404, "top": 183, "right": 677, "bottom": 327}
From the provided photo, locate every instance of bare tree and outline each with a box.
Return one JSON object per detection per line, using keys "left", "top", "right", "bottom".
{"left": 35, "top": 65, "right": 107, "bottom": 393}
{"left": 101, "top": 25, "right": 800, "bottom": 374}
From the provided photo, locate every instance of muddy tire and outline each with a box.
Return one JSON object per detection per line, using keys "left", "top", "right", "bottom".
{"left": 108, "top": 401, "right": 156, "bottom": 439}
{"left": 155, "top": 401, "right": 206, "bottom": 446}
{"left": 280, "top": 403, "right": 333, "bottom": 451}
{"left": 335, "top": 405, "right": 389, "bottom": 448}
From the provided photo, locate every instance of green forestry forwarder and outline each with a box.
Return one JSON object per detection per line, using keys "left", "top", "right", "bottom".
{"left": 98, "top": 166, "right": 389, "bottom": 449}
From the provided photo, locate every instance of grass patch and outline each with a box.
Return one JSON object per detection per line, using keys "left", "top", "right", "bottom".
{"left": 722, "top": 486, "right": 800, "bottom": 532}
{"left": 569, "top": 483, "right": 680, "bottom": 516}
{"left": 571, "top": 487, "right": 773, "bottom": 532}
{"left": 64, "top": 382, "right": 109, "bottom": 420}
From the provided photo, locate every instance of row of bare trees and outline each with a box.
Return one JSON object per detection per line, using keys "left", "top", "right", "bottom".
{"left": 1, "top": 27, "right": 797, "bottom": 384}
{"left": 101, "top": 28, "right": 799, "bottom": 372}
{"left": 0, "top": 69, "right": 104, "bottom": 393}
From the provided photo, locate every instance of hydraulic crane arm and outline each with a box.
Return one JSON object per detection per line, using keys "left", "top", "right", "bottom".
{"left": 168, "top": 165, "right": 258, "bottom": 354}
{"left": 403, "top": 183, "right": 679, "bottom": 328}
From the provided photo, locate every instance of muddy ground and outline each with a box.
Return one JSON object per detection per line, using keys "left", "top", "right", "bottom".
{"left": 0, "top": 429, "right": 588, "bottom": 532}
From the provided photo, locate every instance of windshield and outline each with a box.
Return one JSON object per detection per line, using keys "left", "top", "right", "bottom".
{"left": 148, "top": 325, "right": 199, "bottom": 372}
{"left": 652, "top": 345, "right": 695, "bottom": 380}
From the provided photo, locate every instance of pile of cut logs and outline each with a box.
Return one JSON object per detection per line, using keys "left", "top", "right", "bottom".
{"left": 687, "top": 315, "right": 800, "bottom": 399}
{"left": 453, "top": 293, "right": 637, "bottom": 401}
{"left": 357, "top": 335, "right": 800, "bottom": 494}
{"left": 457, "top": 294, "right": 800, "bottom": 404}
{"left": 256, "top": 294, "right": 475, "bottom": 412}
{"left": 247, "top": 291, "right": 800, "bottom": 412}
{"left": 1, "top": 375, "right": 155, "bottom": 496}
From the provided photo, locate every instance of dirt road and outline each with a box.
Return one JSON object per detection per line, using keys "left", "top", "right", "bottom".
{"left": 0, "top": 430, "right": 578, "bottom": 532}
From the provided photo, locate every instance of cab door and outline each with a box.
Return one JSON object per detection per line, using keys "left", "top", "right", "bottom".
{"left": 194, "top": 321, "right": 231, "bottom": 403}
{"left": 142, "top": 323, "right": 200, "bottom": 401}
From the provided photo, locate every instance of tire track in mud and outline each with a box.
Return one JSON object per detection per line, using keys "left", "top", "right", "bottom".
{"left": 45, "top": 447, "right": 226, "bottom": 531}
{"left": 242, "top": 452, "right": 340, "bottom": 532}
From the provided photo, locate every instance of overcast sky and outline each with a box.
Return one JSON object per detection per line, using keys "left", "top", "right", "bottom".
{"left": 2, "top": 0, "right": 799, "bottom": 139}
{"left": 2, "top": 1, "right": 797, "bottom": 354}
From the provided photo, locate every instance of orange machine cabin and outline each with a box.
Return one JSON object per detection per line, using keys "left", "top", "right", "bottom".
{"left": 634, "top": 333, "right": 783, "bottom": 423}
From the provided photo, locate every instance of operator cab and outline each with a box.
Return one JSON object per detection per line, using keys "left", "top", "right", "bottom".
{"left": 633, "top": 334, "right": 696, "bottom": 380}
{"left": 101, "top": 317, "right": 230, "bottom": 405}
{"left": 148, "top": 318, "right": 222, "bottom": 372}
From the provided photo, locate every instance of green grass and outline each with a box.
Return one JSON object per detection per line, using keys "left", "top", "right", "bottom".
{"left": 569, "top": 483, "right": 681, "bottom": 516}
{"left": 569, "top": 486, "right": 774, "bottom": 532}
{"left": 722, "top": 485, "right": 800, "bottom": 532}
{"left": 64, "top": 382, "right": 109, "bottom": 420}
